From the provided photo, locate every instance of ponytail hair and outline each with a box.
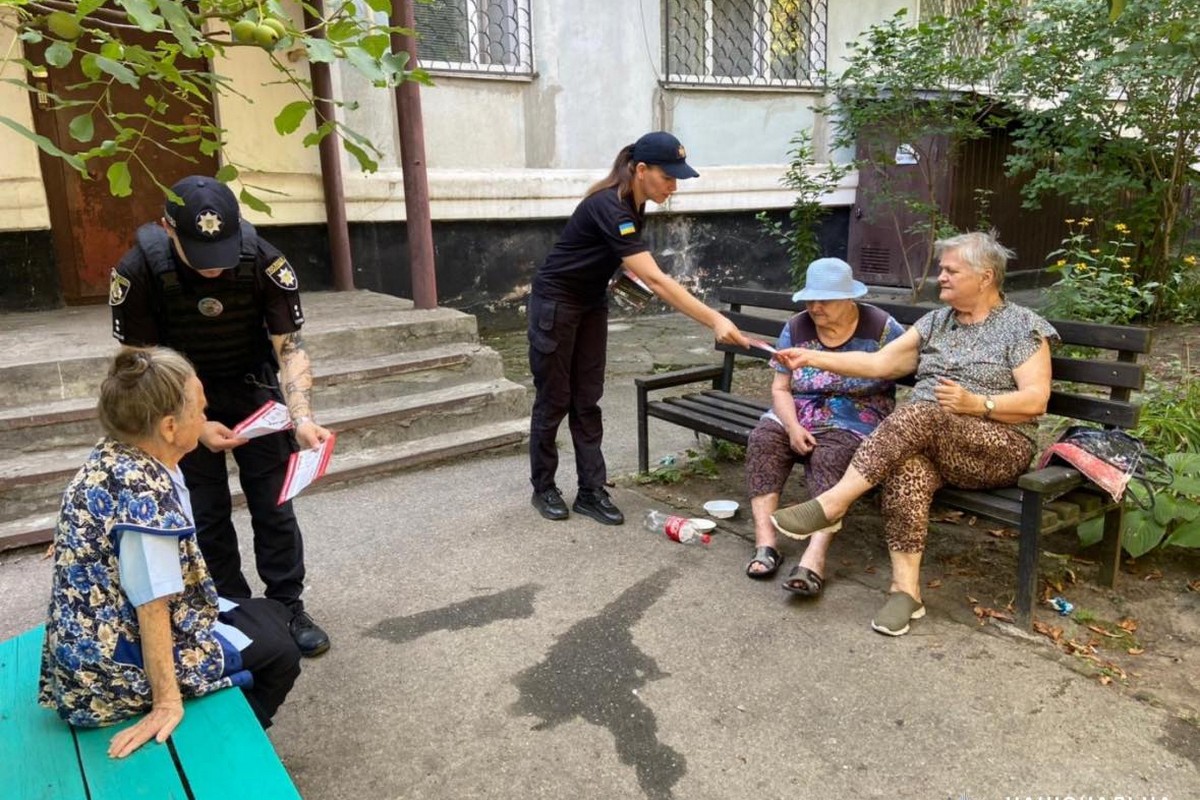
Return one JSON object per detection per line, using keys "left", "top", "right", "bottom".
{"left": 586, "top": 143, "right": 638, "bottom": 201}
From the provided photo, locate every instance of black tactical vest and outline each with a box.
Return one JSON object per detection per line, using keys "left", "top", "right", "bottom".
{"left": 137, "top": 222, "right": 274, "bottom": 382}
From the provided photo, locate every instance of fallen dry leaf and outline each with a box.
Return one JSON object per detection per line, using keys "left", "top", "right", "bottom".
{"left": 1117, "top": 618, "right": 1139, "bottom": 633}
{"left": 864, "top": 565, "right": 877, "bottom": 574}
{"left": 973, "top": 605, "right": 1014, "bottom": 624}
{"left": 1143, "top": 569, "right": 1163, "bottom": 582}
{"left": 1033, "top": 621, "right": 1064, "bottom": 643}
{"left": 986, "top": 527, "right": 1018, "bottom": 539}
{"left": 1086, "top": 624, "right": 1122, "bottom": 639}
{"left": 1127, "top": 647, "right": 1145, "bottom": 656}
{"left": 43, "top": 543, "right": 54, "bottom": 560}
{"left": 1098, "top": 675, "right": 1112, "bottom": 686}
{"left": 1188, "top": 579, "right": 1200, "bottom": 593}
{"left": 926, "top": 579, "right": 943, "bottom": 589}
{"left": 966, "top": 594, "right": 978, "bottom": 604}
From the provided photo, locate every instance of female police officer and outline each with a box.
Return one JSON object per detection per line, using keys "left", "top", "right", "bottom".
{"left": 528, "top": 132, "right": 750, "bottom": 525}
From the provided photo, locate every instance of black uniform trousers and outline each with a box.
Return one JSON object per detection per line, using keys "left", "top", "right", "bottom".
{"left": 219, "top": 597, "right": 302, "bottom": 727}
{"left": 181, "top": 364, "right": 307, "bottom": 612}
{"left": 528, "top": 292, "right": 609, "bottom": 493}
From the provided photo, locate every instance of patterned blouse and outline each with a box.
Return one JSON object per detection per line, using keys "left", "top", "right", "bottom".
{"left": 911, "top": 302, "right": 1060, "bottom": 440}
{"left": 763, "top": 303, "right": 907, "bottom": 437}
{"left": 38, "top": 438, "right": 230, "bottom": 727}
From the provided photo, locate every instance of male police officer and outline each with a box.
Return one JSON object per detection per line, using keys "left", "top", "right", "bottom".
{"left": 109, "top": 175, "right": 331, "bottom": 657}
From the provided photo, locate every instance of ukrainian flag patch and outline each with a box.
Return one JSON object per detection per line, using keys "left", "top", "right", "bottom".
{"left": 618, "top": 221, "right": 636, "bottom": 237}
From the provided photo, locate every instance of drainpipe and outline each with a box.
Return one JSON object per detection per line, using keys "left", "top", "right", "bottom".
{"left": 303, "top": 0, "right": 354, "bottom": 291}
{"left": 390, "top": 0, "right": 438, "bottom": 309}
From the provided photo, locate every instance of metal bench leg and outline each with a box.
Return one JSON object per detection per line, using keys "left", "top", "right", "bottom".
{"left": 1015, "top": 489, "right": 1043, "bottom": 630}
{"left": 636, "top": 387, "right": 649, "bottom": 474}
{"left": 1098, "top": 504, "right": 1125, "bottom": 588}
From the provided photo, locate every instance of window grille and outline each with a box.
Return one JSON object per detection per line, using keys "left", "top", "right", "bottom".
{"left": 919, "top": 0, "right": 1026, "bottom": 65}
{"left": 414, "top": 0, "right": 533, "bottom": 77}
{"left": 664, "top": 0, "right": 827, "bottom": 88}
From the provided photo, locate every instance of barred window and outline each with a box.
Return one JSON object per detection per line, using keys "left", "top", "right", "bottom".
{"left": 414, "top": 0, "right": 533, "bottom": 76}
{"left": 664, "top": 0, "right": 827, "bottom": 88}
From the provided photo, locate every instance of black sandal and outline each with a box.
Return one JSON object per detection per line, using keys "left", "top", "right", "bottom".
{"left": 781, "top": 565, "right": 824, "bottom": 597}
{"left": 746, "top": 546, "right": 783, "bottom": 579}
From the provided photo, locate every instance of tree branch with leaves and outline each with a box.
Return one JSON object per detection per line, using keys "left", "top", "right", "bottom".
{"left": 0, "top": 0, "right": 426, "bottom": 209}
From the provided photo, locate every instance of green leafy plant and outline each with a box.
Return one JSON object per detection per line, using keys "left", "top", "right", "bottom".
{"left": 1002, "top": 0, "right": 1200, "bottom": 290}
{"left": 816, "top": 1, "right": 1021, "bottom": 299}
{"left": 0, "top": 0, "right": 426, "bottom": 208}
{"left": 756, "top": 130, "right": 849, "bottom": 289}
{"left": 635, "top": 439, "right": 744, "bottom": 484}
{"left": 1043, "top": 220, "right": 1159, "bottom": 324}
{"left": 1079, "top": 453, "right": 1200, "bottom": 557}
{"left": 1157, "top": 255, "right": 1200, "bottom": 324}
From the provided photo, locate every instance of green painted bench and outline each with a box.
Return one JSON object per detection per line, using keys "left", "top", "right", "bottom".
{"left": 0, "top": 626, "right": 301, "bottom": 799}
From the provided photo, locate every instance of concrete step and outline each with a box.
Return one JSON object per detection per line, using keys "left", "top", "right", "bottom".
{"left": 0, "top": 344, "right": 506, "bottom": 452}
{"left": 298, "top": 307, "right": 480, "bottom": 364}
{"left": 0, "top": 292, "right": 480, "bottom": 407}
{"left": 320, "top": 379, "right": 530, "bottom": 452}
{"left": 0, "top": 378, "right": 530, "bottom": 523}
{"left": 0, "top": 418, "right": 529, "bottom": 553}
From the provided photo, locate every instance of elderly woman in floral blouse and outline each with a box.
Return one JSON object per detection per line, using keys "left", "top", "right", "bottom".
{"left": 772, "top": 232, "right": 1058, "bottom": 636}
{"left": 743, "top": 258, "right": 905, "bottom": 597}
{"left": 39, "top": 347, "right": 300, "bottom": 758}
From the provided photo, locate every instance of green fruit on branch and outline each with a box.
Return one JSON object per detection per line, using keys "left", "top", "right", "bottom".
{"left": 46, "top": 11, "right": 83, "bottom": 41}
{"left": 260, "top": 17, "right": 287, "bottom": 38}
{"left": 231, "top": 19, "right": 258, "bottom": 43}
{"left": 252, "top": 24, "right": 280, "bottom": 47}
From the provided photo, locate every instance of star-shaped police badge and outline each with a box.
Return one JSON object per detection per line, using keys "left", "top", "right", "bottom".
{"left": 196, "top": 210, "right": 223, "bottom": 237}
{"left": 266, "top": 256, "right": 299, "bottom": 290}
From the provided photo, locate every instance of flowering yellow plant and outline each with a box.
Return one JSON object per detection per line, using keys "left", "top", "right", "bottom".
{"left": 1044, "top": 220, "right": 1159, "bottom": 323}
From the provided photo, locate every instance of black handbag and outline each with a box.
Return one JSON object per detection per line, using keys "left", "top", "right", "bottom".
{"left": 1038, "top": 426, "right": 1173, "bottom": 508}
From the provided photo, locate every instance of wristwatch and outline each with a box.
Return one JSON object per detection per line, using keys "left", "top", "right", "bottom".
{"left": 982, "top": 397, "right": 995, "bottom": 419}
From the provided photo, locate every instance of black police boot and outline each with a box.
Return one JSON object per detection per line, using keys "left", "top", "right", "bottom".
{"left": 532, "top": 487, "right": 570, "bottom": 521}
{"left": 572, "top": 487, "right": 625, "bottom": 526}
{"left": 289, "top": 610, "right": 331, "bottom": 658}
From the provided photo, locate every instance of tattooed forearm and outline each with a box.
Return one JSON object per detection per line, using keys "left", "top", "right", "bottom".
{"left": 274, "top": 331, "right": 314, "bottom": 420}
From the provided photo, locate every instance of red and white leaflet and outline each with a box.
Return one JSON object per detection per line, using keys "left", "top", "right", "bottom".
{"left": 748, "top": 339, "right": 777, "bottom": 354}
{"left": 277, "top": 435, "right": 336, "bottom": 505}
{"left": 233, "top": 401, "right": 293, "bottom": 439}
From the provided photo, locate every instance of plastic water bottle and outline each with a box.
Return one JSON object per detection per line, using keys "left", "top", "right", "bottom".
{"left": 643, "top": 510, "right": 712, "bottom": 546}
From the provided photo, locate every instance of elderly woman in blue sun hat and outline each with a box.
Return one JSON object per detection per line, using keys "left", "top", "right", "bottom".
{"left": 743, "top": 258, "right": 905, "bottom": 595}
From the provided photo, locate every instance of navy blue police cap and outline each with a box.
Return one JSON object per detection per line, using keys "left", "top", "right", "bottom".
{"left": 631, "top": 131, "right": 700, "bottom": 179}
{"left": 164, "top": 176, "right": 243, "bottom": 269}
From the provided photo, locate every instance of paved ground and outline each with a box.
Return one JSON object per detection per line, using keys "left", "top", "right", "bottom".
{"left": 2, "top": 306, "right": 1198, "bottom": 799}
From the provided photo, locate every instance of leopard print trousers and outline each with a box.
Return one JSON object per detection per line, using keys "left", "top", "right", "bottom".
{"left": 850, "top": 402, "right": 1035, "bottom": 553}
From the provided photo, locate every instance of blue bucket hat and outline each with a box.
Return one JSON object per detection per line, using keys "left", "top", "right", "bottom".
{"left": 792, "top": 258, "right": 867, "bottom": 302}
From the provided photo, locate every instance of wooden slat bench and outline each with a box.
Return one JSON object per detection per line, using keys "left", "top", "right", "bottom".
{"left": 635, "top": 287, "right": 1152, "bottom": 628}
{"left": 0, "top": 626, "right": 301, "bottom": 800}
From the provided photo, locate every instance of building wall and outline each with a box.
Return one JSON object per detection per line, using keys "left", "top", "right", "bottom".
{"left": 0, "top": 1, "right": 907, "bottom": 313}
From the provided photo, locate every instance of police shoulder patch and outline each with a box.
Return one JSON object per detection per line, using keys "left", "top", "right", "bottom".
{"left": 109, "top": 270, "right": 131, "bottom": 306}
{"left": 265, "top": 256, "right": 299, "bottom": 291}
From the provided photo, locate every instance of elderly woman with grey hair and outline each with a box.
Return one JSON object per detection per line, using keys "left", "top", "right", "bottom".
{"left": 39, "top": 346, "right": 300, "bottom": 758}
{"left": 772, "top": 232, "right": 1058, "bottom": 636}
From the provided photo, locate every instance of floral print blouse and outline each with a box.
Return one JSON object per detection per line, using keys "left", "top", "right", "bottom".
{"left": 764, "top": 303, "right": 907, "bottom": 437}
{"left": 38, "top": 438, "right": 230, "bottom": 727}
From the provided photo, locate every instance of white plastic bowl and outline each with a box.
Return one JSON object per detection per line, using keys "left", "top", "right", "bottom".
{"left": 703, "top": 500, "right": 740, "bottom": 519}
